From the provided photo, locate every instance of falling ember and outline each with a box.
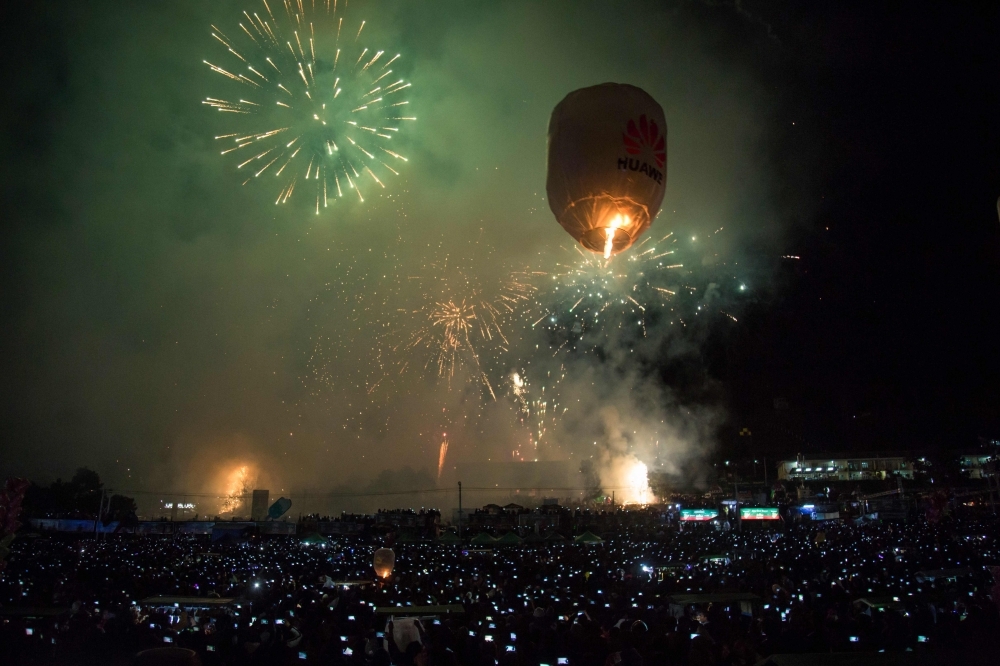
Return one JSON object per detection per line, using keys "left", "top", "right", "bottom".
{"left": 437, "top": 439, "right": 449, "bottom": 480}
{"left": 508, "top": 368, "right": 566, "bottom": 459}
{"left": 510, "top": 371, "right": 526, "bottom": 407}
{"left": 204, "top": 1, "right": 414, "bottom": 211}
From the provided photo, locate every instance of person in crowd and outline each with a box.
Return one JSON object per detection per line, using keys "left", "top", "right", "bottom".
{"left": 1, "top": 509, "right": 998, "bottom": 664}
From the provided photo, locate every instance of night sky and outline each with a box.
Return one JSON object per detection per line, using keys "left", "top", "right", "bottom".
{"left": 2, "top": 1, "right": 999, "bottom": 503}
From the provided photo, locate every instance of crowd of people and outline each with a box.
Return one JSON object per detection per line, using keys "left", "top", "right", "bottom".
{"left": 1, "top": 512, "right": 999, "bottom": 665}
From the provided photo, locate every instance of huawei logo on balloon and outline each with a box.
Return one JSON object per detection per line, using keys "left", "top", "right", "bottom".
{"left": 623, "top": 114, "right": 665, "bottom": 168}
{"left": 617, "top": 113, "right": 665, "bottom": 185}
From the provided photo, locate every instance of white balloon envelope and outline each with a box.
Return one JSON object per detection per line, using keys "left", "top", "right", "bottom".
{"left": 373, "top": 547, "right": 395, "bottom": 579}
{"left": 546, "top": 83, "right": 667, "bottom": 257}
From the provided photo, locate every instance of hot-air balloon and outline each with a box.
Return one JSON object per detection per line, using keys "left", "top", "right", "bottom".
{"left": 373, "top": 547, "right": 395, "bottom": 579}
{"left": 547, "top": 83, "right": 667, "bottom": 258}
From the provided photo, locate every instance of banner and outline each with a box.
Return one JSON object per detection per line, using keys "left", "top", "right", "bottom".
{"left": 680, "top": 509, "right": 718, "bottom": 522}
{"left": 740, "top": 508, "right": 780, "bottom": 520}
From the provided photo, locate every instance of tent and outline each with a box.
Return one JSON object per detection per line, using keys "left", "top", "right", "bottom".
{"left": 437, "top": 531, "right": 461, "bottom": 544}
{"left": 544, "top": 530, "right": 567, "bottom": 541}
{"left": 523, "top": 532, "right": 545, "bottom": 543}
{"left": 495, "top": 531, "right": 523, "bottom": 545}
{"left": 574, "top": 531, "right": 604, "bottom": 544}
{"left": 470, "top": 532, "right": 497, "bottom": 545}
{"left": 300, "top": 533, "right": 328, "bottom": 545}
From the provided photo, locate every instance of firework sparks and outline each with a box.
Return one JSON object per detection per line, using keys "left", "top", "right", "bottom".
{"left": 507, "top": 368, "right": 567, "bottom": 460}
{"left": 530, "top": 226, "right": 743, "bottom": 356}
{"left": 389, "top": 245, "right": 539, "bottom": 399}
{"left": 204, "top": 0, "right": 414, "bottom": 213}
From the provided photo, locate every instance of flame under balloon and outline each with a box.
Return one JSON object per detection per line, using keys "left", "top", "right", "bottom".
{"left": 373, "top": 547, "right": 395, "bottom": 578}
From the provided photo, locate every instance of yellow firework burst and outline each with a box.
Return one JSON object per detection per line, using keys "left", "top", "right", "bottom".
{"left": 400, "top": 262, "right": 539, "bottom": 400}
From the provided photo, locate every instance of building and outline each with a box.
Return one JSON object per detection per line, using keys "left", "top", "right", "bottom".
{"left": 251, "top": 489, "right": 270, "bottom": 521}
{"left": 777, "top": 453, "right": 914, "bottom": 482}
{"left": 958, "top": 453, "right": 996, "bottom": 479}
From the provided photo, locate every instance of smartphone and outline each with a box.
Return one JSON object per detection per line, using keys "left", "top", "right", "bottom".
{"left": 343, "top": 648, "right": 353, "bottom": 656}
{"left": 690, "top": 633, "right": 698, "bottom": 640}
{"left": 434, "top": 619, "right": 441, "bottom": 625}
{"left": 376, "top": 632, "right": 385, "bottom": 638}
{"left": 207, "top": 646, "right": 216, "bottom": 652}
{"left": 276, "top": 619, "right": 285, "bottom": 625}
{"left": 484, "top": 635, "right": 493, "bottom": 643}
{"left": 25, "top": 628, "right": 33, "bottom": 636}
{"left": 163, "top": 637, "right": 173, "bottom": 643}
{"left": 510, "top": 633, "right": 516, "bottom": 641}
{"left": 918, "top": 636, "right": 928, "bottom": 643}
{"left": 506, "top": 645, "right": 516, "bottom": 653}
{"left": 849, "top": 636, "right": 859, "bottom": 643}
{"left": 558, "top": 659, "right": 569, "bottom": 665}
{"left": 298, "top": 651, "right": 307, "bottom": 660}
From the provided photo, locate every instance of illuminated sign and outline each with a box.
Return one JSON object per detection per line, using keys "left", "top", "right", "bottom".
{"left": 740, "top": 507, "right": 780, "bottom": 520}
{"left": 163, "top": 503, "right": 195, "bottom": 509}
{"left": 680, "top": 509, "right": 718, "bottom": 521}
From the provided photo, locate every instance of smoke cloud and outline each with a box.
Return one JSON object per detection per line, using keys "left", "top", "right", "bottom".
{"left": 0, "top": 0, "right": 796, "bottom": 512}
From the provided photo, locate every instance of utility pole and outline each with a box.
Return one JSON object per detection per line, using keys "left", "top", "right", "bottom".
{"left": 993, "top": 469, "right": 998, "bottom": 515}
{"left": 734, "top": 481, "right": 741, "bottom": 532}
{"left": 987, "top": 460, "right": 997, "bottom": 514}
{"left": 94, "top": 488, "right": 107, "bottom": 539}
{"left": 457, "top": 481, "right": 463, "bottom": 541}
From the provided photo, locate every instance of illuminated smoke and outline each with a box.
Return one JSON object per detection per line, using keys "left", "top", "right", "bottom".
{"left": 220, "top": 464, "right": 258, "bottom": 515}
